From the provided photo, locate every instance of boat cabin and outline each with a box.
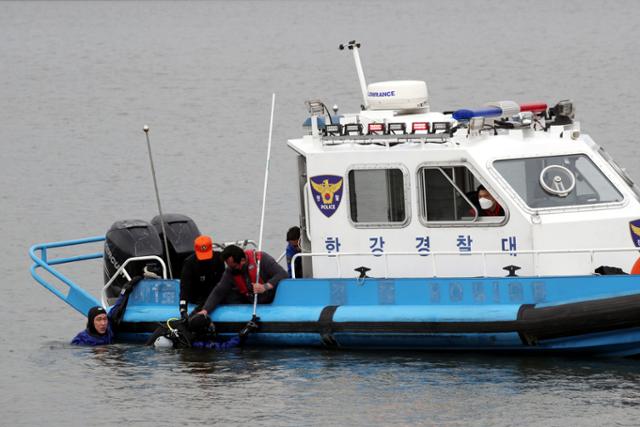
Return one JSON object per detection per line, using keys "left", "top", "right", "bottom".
{"left": 289, "top": 83, "right": 640, "bottom": 280}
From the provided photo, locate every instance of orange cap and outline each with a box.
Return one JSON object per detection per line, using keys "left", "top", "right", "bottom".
{"left": 194, "top": 235, "right": 213, "bottom": 260}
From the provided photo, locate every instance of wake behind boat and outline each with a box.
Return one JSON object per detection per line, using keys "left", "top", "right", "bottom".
{"left": 30, "top": 42, "right": 640, "bottom": 356}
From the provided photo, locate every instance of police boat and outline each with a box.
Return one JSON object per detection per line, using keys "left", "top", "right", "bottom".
{"left": 30, "top": 42, "right": 640, "bottom": 356}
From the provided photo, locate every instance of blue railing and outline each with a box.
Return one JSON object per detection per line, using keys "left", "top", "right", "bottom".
{"left": 29, "top": 236, "right": 105, "bottom": 316}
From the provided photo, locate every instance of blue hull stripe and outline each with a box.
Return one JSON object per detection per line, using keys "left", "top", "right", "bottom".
{"left": 333, "top": 305, "right": 521, "bottom": 323}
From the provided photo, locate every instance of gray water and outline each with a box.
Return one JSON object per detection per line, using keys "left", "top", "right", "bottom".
{"left": 2, "top": 1, "right": 640, "bottom": 425}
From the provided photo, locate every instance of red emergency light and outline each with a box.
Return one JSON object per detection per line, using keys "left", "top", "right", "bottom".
{"left": 412, "top": 122, "right": 430, "bottom": 133}
{"left": 520, "top": 103, "right": 547, "bottom": 113}
{"left": 368, "top": 123, "right": 385, "bottom": 135}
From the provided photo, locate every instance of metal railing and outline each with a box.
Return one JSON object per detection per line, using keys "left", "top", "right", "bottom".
{"left": 29, "top": 236, "right": 106, "bottom": 315}
{"left": 321, "top": 133, "right": 449, "bottom": 147}
{"left": 30, "top": 235, "right": 639, "bottom": 312}
{"left": 214, "top": 239, "right": 258, "bottom": 251}
{"left": 290, "top": 247, "right": 640, "bottom": 279}
{"left": 100, "top": 255, "right": 168, "bottom": 309}
{"left": 30, "top": 235, "right": 263, "bottom": 314}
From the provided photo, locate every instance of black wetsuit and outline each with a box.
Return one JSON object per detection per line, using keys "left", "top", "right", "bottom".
{"left": 179, "top": 252, "right": 225, "bottom": 316}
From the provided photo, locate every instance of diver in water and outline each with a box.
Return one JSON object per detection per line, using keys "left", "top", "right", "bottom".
{"left": 71, "top": 306, "right": 115, "bottom": 346}
{"left": 148, "top": 313, "right": 259, "bottom": 350}
{"left": 70, "top": 275, "right": 141, "bottom": 346}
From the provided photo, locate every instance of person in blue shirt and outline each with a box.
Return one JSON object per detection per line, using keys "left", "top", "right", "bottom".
{"left": 71, "top": 276, "right": 138, "bottom": 346}
{"left": 285, "top": 226, "right": 302, "bottom": 278}
{"left": 71, "top": 305, "right": 116, "bottom": 346}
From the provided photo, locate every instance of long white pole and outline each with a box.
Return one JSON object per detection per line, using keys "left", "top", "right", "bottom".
{"left": 143, "top": 125, "right": 173, "bottom": 279}
{"left": 252, "top": 93, "right": 276, "bottom": 319}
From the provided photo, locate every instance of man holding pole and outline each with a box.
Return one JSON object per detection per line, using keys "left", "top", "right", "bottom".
{"left": 197, "top": 244, "right": 287, "bottom": 316}
{"left": 204, "top": 92, "right": 278, "bottom": 326}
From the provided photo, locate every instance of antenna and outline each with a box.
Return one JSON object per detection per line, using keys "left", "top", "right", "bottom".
{"left": 143, "top": 125, "right": 174, "bottom": 279}
{"left": 339, "top": 40, "right": 369, "bottom": 110}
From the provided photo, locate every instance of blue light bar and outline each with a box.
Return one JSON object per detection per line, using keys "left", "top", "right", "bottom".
{"left": 452, "top": 106, "right": 503, "bottom": 121}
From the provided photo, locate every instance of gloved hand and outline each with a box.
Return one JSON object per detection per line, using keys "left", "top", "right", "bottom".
{"left": 179, "top": 300, "right": 188, "bottom": 320}
{"left": 239, "top": 318, "right": 260, "bottom": 341}
{"left": 120, "top": 276, "right": 142, "bottom": 296}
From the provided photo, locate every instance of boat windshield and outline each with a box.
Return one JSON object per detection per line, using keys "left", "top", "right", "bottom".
{"left": 596, "top": 145, "right": 640, "bottom": 201}
{"left": 493, "top": 154, "right": 623, "bottom": 209}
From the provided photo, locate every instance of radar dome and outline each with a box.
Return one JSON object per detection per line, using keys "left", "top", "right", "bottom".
{"left": 366, "top": 80, "right": 429, "bottom": 112}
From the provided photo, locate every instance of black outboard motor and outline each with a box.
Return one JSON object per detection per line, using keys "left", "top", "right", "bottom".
{"left": 103, "top": 220, "right": 164, "bottom": 298}
{"left": 151, "top": 214, "right": 201, "bottom": 277}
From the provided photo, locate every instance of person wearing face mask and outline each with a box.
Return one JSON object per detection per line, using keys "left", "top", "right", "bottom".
{"left": 197, "top": 244, "right": 288, "bottom": 317}
{"left": 475, "top": 185, "right": 504, "bottom": 217}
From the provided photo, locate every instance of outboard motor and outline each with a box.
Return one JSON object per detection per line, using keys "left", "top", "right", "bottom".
{"left": 151, "top": 214, "right": 201, "bottom": 277}
{"left": 103, "top": 220, "right": 164, "bottom": 298}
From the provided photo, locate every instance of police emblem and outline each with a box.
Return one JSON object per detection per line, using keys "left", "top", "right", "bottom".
{"left": 309, "top": 175, "right": 344, "bottom": 218}
{"left": 630, "top": 220, "right": 640, "bottom": 247}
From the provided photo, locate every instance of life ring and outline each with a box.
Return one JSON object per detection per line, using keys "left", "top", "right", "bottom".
{"left": 631, "top": 257, "right": 640, "bottom": 274}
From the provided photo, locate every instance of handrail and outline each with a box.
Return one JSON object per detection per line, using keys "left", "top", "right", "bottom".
{"left": 290, "top": 247, "right": 640, "bottom": 279}
{"left": 213, "top": 239, "right": 258, "bottom": 250}
{"left": 30, "top": 235, "right": 260, "bottom": 315}
{"left": 321, "top": 133, "right": 449, "bottom": 146}
{"left": 303, "top": 182, "right": 312, "bottom": 242}
{"left": 101, "top": 255, "right": 168, "bottom": 309}
{"left": 29, "top": 236, "right": 106, "bottom": 315}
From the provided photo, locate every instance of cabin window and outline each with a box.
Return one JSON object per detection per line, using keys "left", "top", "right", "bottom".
{"left": 597, "top": 146, "right": 640, "bottom": 201}
{"left": 494, "top": 154, "right": 624, "bottom": 209}
{"left": 348, "top": 167, "right": 408, "bottom": 226}
{"left": 418, "top": 166, "right": 502, "bottom": 223}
